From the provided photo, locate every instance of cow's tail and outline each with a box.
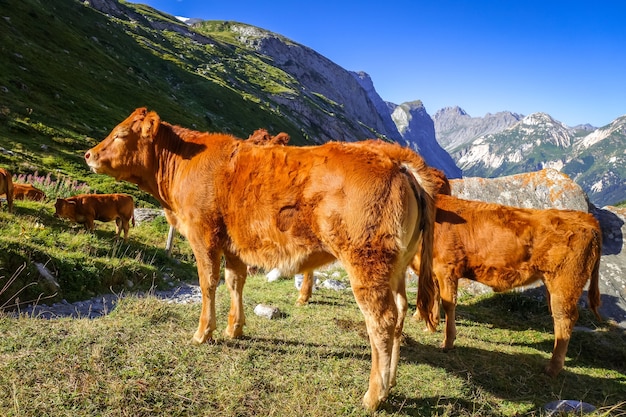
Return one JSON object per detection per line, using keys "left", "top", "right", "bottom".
{"left": 413, "top": 185, "right": 438, "bottom": 332}
{"left": 588, "top": 228, "right": 602, "bottom": 321}
{"left": 393, "top": 150, "right": 438, "bottom": 332}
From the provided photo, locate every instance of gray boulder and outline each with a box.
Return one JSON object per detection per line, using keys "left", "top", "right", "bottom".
{"left": 450, "top": 168, "right": 589, "bottom": 211}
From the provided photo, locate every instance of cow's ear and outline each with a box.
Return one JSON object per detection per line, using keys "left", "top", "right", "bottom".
{"left": 141, "top": 111, "right": 161, "bottom": 139}
{"left": 130, "top": 108, "right": 149, "bottom": 135}
{"left": 133, "top": 107, "right": 148, "bottom": 120}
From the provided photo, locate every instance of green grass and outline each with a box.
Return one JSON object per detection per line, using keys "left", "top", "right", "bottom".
{"left": 0, "top": 199, "right": 197, "bottom": 308}
{"left": 0, "top": 277, "right": 624, "bottom": 416}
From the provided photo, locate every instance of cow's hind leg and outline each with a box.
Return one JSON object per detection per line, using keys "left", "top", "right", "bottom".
{"left": 223, "top": 253, "right": 248, "bottom": 338}
{"left": 121, "top": 218, "right": 130, "bottom": 240}
{"left": 544, "top": 286, "right": 580, "bottom": 377}
{"left": 296, "top": 271, "right": 314, "bottom": 305}
{"left": 389, "top": 269, "right": 408, "bottom": 388}
{"left": 115, "top": 218, "right": 122, "bottom": 238}
{"left": 347, "top": 266, "right": 397, "bottom": 411}
{"left": 439, "top": 273, "right": 459, "bottom": 350}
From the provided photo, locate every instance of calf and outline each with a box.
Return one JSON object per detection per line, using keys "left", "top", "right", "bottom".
{"left": 13, "top": 183, "right": 46, "bottom": 201}
{"left": 414, "top": 194, "right": 602, "bottom": 377}
{"left": 0, "top": 167, "right": 14, "bottom": 212}
{"left": 55, "top": 193, "right": 135, "bottom": 240}
{"left": 84, "top": 108, "right": 439, "bottom": 410}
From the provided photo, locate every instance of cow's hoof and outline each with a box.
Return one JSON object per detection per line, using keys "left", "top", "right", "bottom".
{"left": 543, "top": 363, "right": 562, "bottom": 378}
{"left": 191, "top": 332, "right": 214, "bottom": 345}
{"left": 295, "top": 297, "right": 309, "bottom": 306}
{"left": 440, "top": 341, "right": 456, "bottom": 351}
{"left": 224, "top": 325, "right": 244, "bottom": 339}
{"left": 362, "top": 390, "right": 383, "bottom": 412}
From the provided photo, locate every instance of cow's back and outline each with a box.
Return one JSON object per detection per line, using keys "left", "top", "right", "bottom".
{"left": 434, "top": 194, "right": 601, "bottom": 289}
{"left": 214, "top": 142, "right": 416, "bottom": 273}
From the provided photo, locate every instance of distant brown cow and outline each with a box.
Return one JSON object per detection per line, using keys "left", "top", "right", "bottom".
{"left": 413, "top": 194, "right": 602, "bottom": 377}
{"left": 0, "top": 167, "right": 14, "bottom": 212}
{"left": 84, "top": 108, "right": 438, "bottom": 411}
{"left": 246, "top": 128, "right": 290, "bottom": 145}
{"left": 55, "top": 193, "right": 135, "bottom": 240}
{"left": 13, "top": 183, "right": 46, "bottom": 201}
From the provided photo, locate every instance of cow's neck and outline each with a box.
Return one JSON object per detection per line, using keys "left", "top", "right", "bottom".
{"left": 150, "top": 125, "right": 233, "bottom": 212}
{"left": 150, "top": 142, "right": 183, "bottom": 211}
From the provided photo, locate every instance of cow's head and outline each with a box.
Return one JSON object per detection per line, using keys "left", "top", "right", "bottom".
{"left": 54, "top": 198, "right": 75, "bottom": 219}
{"left": 85, "top": 108, "right": 160, "bottom": 183}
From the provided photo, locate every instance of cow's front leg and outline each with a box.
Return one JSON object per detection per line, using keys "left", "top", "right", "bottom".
{"left": 223, "top": 253, "right": 248, "bottom": 338}
{"left": 296, "top": 271, "right": 314, "bottom": 305}
{"left": 191, "top": 248, "right": 222, "bottom": 345}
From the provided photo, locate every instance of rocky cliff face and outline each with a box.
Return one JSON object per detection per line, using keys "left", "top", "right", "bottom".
{"left": 350, "top": 71, "right": 403, "bottom": 142}
{"left": 432, "top": 106, "right": 523, "bottom": 151}
{"left": 237, "top": 26, "right": 399, "bottom": 143}
{"left": 390, "top": 102, "right": 462, "bottom": 178}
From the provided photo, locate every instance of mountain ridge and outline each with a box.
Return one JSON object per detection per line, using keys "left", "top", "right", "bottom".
{"left": 0, "top": 0, "right": 622, "bottom": 205}
{"left": 447, "top": 110, "right": 626, "bottom": 206}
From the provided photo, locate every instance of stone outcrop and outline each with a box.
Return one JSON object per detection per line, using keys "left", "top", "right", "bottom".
{"left": 450, "top": 168, "right": 590, "bottom": 211}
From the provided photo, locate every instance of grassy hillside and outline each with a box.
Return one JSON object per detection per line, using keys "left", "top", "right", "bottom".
{"left": 0, "top": 0, "right": 316, "bottom": 304}
{"left": 0, "top": 199, "right": 196, "bottom": 309}
{"left": 0, "top": 0, "right": 310, "bottom": 190}
{"left": 1, "top": 277, "right": 624, "bottom": 416}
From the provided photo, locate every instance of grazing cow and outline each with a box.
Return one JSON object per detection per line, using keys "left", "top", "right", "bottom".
{"left": 413, "top": 194, "right": 602, "bottom": 377}
{"left": 84, "top": 108, "right": 438, "bottom": 410}
{"left": 0, "top": 167, "right": 14, "bottom": 212}
{"left": 54, "top": 193, "right": 135, "bottom": 240}
{"left": 13, "top": 183, "right": 46, "bottom": 201}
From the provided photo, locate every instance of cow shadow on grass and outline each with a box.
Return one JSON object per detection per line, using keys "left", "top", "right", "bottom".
{"left": 394, "top": 335, "right": 625, "bottom": 415}
{"left": 454, "top": 289, "right": 625, "bottom": 332}
{"left": 436, "top": 291, "right": 626, "bottom": 372}
{"left": 219, "top": 328, "right": 625, "bottom": 415}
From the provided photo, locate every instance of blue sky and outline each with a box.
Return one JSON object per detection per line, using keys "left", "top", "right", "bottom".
{"left": 131, "top": 0, "right": 625, "bottom": 127}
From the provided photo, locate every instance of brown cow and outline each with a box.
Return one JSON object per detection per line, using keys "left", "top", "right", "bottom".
{"left": 0, "top": 167, "right": 14, "bottom": 212}
{"left": 13, "top": 183, "right": 46, "bottom": 201}
{"left": 84, "top": 108, "right": 438, "bottom": 410}
{"left": 54, "top": 193, "right": 135, "bottom": 240}
{"left": 295, "top": 159, "right": 451, "bottom": 306}
{"left": 246, "top": 128, "right": 290, "bottom": 146}
{"left": 413, "top": 194, "right": 602, "bottom": 378}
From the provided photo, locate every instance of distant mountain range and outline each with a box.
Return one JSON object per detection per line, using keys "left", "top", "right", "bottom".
{"left": 434, "top": 108, "right": 626, "bottom": 206}
{"left": 0, "top": 0, "right": 622, "bottom": 206}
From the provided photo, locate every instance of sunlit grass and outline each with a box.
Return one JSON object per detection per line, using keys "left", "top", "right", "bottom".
{"left": 0, "top": 276, "right": 624, "bottom": 416}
